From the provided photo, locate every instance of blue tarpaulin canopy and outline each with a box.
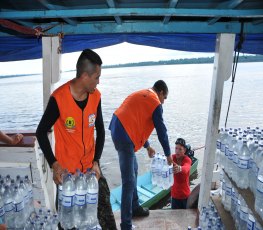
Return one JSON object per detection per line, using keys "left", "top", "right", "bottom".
{"left": 0, "top": 34, "right": 263, "bottom": 62}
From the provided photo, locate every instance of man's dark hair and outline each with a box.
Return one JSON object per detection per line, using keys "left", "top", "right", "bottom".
{"left": 153, "top": 80, "right": 168, "bottom": 95}
{"left": 76, "top": 49, "right": 102, "bottom": 78}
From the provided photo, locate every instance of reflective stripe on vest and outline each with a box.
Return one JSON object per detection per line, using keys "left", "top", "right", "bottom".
{"left": 114, "top": 89, "right": 160, "bottom": 152}
{"left": 52, "top": 80, "right": 101, "bottom": 173}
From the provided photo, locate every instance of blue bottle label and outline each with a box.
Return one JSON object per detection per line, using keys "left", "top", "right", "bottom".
{"left": 216, "top": 140, "right": 221, "bottom": 150}
{"left": 14, "top": 201, "right": 24, "bottom": 212}
{"left": 257, "top": 177, "right": 263, "bottom": 193}
{"left": 162, "top": 171, "right": 168, "bottom": 178}
{"left": 0, "top": 207, "right": 5, "bottom": 217}
{"left": 238, "top": 157, "right": 249, "bottom": 169}
{"left": 220, "top": 143, "right": 226, "bottom": 153}
{"left": 86, "top": 192, "right": 97, "bottom": 204}
{"left": 4, "top": 202, "right": 14, "bottom": 212}
{"left": 75, "top": 194, "right": 86, "bottom": 206}
{"left": 62, "top": 195, "right": 74, "bottom": 207}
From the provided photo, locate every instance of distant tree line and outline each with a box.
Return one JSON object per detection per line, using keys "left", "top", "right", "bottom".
{"left": 103, "top": 55, "right": 263, "bottom": 69}
{"left": 1, "top": 55, "right": 262, "bottom": 78}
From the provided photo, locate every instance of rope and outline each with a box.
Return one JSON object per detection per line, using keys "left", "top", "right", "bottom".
{"left": 193, "top": 145, "right": 205, "bottom": 151}
{"left": 224, "top": 22, "right": 245, "bottom": 128}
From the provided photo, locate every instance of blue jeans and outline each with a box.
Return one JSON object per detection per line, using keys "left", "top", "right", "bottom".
{"left": 112, "top": 137, "right": 140, "bottom": 230}
{"left": 171, "top": 197, "right": 188, "bottom": 209}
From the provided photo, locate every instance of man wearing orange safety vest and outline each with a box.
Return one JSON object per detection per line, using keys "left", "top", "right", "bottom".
{"left": 36, "top": 49, "right": 117, "bottom": 230}
{"left": 109, "top": 80, "right": 172, "bottom": 230}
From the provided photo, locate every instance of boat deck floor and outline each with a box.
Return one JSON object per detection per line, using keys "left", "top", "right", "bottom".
{"left": 114, "top": 209, "right": 198, "bottom": 230}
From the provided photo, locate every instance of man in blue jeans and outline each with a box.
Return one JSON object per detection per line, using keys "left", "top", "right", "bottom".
{"left": 109, "top": 80, "right": 172, "bottom": 230}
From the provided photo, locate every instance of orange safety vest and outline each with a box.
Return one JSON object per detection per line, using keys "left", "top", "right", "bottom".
{"left": 114, "top": 89, "right": 161, "bottom": 152}
{"left": 52, "top": 80, "right": 101, "bottom": 173}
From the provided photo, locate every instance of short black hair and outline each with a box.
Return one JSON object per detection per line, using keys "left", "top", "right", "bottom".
{"left": 76, "top": 49, "right": 102, "bottom": 78}
{"left": 175, "top": 138, "right": 186, "bottom": 147}
{"left": 153, "top": 80, "right": 168, "bottom": 95}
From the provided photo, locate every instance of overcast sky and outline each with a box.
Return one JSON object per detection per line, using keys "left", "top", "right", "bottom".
{"left": 0, "top": 42, "right": 214, "bottom": 76}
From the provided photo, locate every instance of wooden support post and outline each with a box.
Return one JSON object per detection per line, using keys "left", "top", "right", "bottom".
{"left": 198, "top": 34, "right": 235, "bottom": 210}
{"left": 42, "top": 36, "right": 61, "bottom": 110}
{"left": 41, "top": 36, "right": 61, "bottom": 211}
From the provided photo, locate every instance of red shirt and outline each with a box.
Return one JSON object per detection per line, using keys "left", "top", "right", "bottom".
{"left": 171, "top": 154, "right": 192, "bottom": 199}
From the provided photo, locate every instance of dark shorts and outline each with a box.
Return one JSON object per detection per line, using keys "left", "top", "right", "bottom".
{"left": 56, "top": 176, "right": 117, "bottom": 230}
{"left": 171, "top": 197, "right": 188, "bottom": 209}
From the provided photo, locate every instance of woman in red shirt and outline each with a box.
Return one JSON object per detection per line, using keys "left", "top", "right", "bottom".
{"left": 171, "top": 138, "right": 192, "bottom": 209}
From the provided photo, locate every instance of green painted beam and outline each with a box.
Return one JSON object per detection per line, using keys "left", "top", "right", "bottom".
{"left": 1, "top": 21, "right": 262, "bottom": 36}
{"left": 0, "top": 8, "right": 262, "bottom": 20}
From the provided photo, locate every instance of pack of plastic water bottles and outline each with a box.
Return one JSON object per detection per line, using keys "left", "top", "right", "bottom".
{"left": 24, "top": 208, "right": 59, "bottom": 229}
{"left": 58, "top": 169, "right": 102, "bottom": 230}
{"left": 0, "top": 174, "right": 35, "bottom": 229}
{"left": 150, "top": 153, "right": 173, "bottom": 189}
{"left": 219, "top": 170, "right": 263, "bottom": 230}
{"left": 216, "top": 126, "right": 263, "bottom": 230}
{"left": 199, "top": 202, "right": 225, "bottom": 230}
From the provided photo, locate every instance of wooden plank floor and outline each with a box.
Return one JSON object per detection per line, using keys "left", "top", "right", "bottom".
{"left": 114, "top": 209, "right": 198, "bottom": 230}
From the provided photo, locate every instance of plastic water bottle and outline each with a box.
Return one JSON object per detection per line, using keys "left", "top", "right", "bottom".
{"left": 230, "top": 187, "right": 237, "bottom": 218}
{"left": 239, "top": 199, "right": 249, "bottom": 230}
{"left": 13, "top": 185, "right": 26, "bottom": 229}
{"left": 151, "top": 155, "right": 158, "bottom": 185}
{"left": 16, "top": 175, "right": 21, "bottom": 187}
{"left": 169, "top": 163, "right": 174, "bottom": 186}
{"left": 156, "top": 154, "right": 163, "bottom": 185}
{"left": 211, "top": 210, "right": 218, "bottom": 226}
{"left": 201, "top": 211, "right": 209, "bottom": 229}
{"left": 24, "top": 220, "right": 35, "bottom": 230}
{"left": 232, "top": 137, "right": 243, "bottom": 183}
{"left": 86, "top": 172, "right": 99, "bottom": 228}
{"left": 0, "top": 180, "right": 5, "bottom": 196}
{"left": 249, "top": 141, "right": 259, "bottom": 194}
{"left": 161, "top": 159, "right": 170, "bottom": 190}
{"left": 199, "top": 207, "right": 206, "bottom": 227}
{"left": 247, "top": 213, "right": 256, "bottom": 230}
{"left": 227, "top": 134, "right": 237, "bottom": 178}
{"left": 74, "top": 172, "right": 88, "bottom": 229}
{"left": 19, "top": 180, "right": 30, "bottom": 218}
{"left": 57, "top": 169, "right": 68, "bottom": 223}
{"left": 220, "top": 128, "right": 229, "bottom": 169}
{"left": 235, "top": 198, "right": 241, "bottom": 228}
{"left": 0, "top": 194, "right": 5, "bottom": 224}
{"left": 10, "top": 179, "right": 15, "bottom": 194}
{"left": 254, "top": 145, "right": 263, "bottom": 195}
{"left": 216, "top": 130, "right": 222, "bottom": 166}
{"left": 45, "top": 221, "right": 52, "bottom": 230}
{"left": 5, "top": 175, "right": 11, "bottom": 187}
{"left": 51, "top": 214, "right": 59, "bottom": 230}
{"left": 224, "top": 131, "right": 233, "bottom": 172}
{"left": 255, "top": 163, "right": 263, "bottom": 220}
{"left": 3, "top": 185, "right": 14, "bottom": 228}
{"left": 224, "top": 176, "right": 232, "bottom": 211}
{"left": 256, "top": 132, "right": 262, "bottom": 141}
{"left": 74, "top": 168, "right": 81, "bottom": 182}
{"left": 237, "top": 140, "right": 250, "bottom": 189}
{"left": 221, "top": 178, "right": 226, "bottom": 207}
{"left": 61, "top": 173, "right": 75, "bottom": 229}
{"left": 24, "top": 175, "right": 34, "bottom": 217}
